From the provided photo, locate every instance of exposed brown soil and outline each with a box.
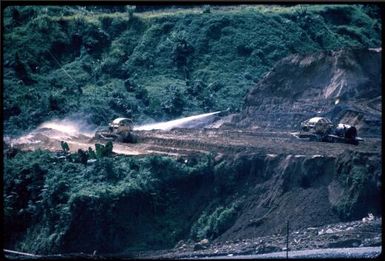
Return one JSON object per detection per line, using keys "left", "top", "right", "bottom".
{"left": 239, "top": 49, "right": 382, "bottom": 137}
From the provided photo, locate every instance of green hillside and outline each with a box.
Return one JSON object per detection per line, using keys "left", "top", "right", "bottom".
{"left": 3, "top": 4, "right": 381, "bottom": 136}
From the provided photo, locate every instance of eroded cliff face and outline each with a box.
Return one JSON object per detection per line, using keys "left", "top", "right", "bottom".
{"left": 217, "top": 150, "right": 381, "bottom": 243}
{"left": 60, "top": 152, "right": 382, "bottom": 253}
{"left": 240, "top": 48, "right": 381, "bottom": 136}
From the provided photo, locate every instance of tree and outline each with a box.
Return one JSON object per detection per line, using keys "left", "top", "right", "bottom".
{"left": 95, "top": 141, "right": 113, "bottom": 158}
{"left": 60, "top": 141, "right": 70, "bottom": 154}
{"left": 77, "top": 149, "right": 88, "bottom": 165}
{"left": 161, "top": 85, "right": 185, "bottom": 116}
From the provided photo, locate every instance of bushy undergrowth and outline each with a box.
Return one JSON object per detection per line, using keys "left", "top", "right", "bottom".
{"left": 333, "top": 151, "right": 381, "bottom": 221}
{"left": 3, "top": 4, "right": 381, "bottom": 136}
{"left": 3, "top": 149, "right": 248, "bottom": 254}
{"left": 190, "top": 199, "right": 242, "bottom": 240}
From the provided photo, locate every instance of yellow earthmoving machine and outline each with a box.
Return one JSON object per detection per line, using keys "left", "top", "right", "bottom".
{"left": 296, "top": 117, "right": 363, "bottom": 145}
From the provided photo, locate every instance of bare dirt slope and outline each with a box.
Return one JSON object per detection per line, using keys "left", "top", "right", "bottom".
{"left": 131, "top": 216, "right": 381, "bottom": 259}
{"left": 239, "top": 48, "right": 382, "bottom": 136}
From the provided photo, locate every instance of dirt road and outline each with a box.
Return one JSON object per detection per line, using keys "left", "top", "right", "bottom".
{"left": 8, "top": 128, "right": 381, "bottom": 158}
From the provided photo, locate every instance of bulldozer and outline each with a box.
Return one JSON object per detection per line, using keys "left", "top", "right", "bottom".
{"left": 94, "top": 118, "right": 136, "bottom": 143}
{"left": 295, "top": 117, "right": 363, "bottom": 145}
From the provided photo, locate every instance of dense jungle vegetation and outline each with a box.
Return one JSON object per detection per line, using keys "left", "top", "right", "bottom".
{"left": 4, "top": 148, "right": 249, "bottom": 253}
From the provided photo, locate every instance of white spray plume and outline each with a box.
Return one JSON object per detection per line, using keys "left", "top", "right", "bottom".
{"left": 5, "top": 112, "right": 222, "bottom": 146}
{"left": 7, "top": 117, "right": 96, "bottom": 146}
{"left": 134, "top": 111, "right": 221, "bottom": 131}
{"left": 39, "top": 121, "right": 78, "bottom": 135}
{"left": 38, "top": 118, "right": 95, "bottom": 137}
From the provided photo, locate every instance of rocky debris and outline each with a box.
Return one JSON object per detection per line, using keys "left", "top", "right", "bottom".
{"left": 193, "top": 239, "right": 210, "bottom": 251}
{"left": 255, "top": 244, "right": 281, "bottom": 254}
{"left": 133, "top": 217, "right": 381, "bottom": 259}
{"left": 362, "top": 213, "right": 375, "bottom": 223}
{"left": 174, "top": 240, "right": 190, "bottom": 251}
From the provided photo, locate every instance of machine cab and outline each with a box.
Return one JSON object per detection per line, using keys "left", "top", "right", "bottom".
{"left": 109, "top": 118, "right": 133, "bottom": 132}
{"left": 300, "top": 117, "right": 333, "bottom": 134}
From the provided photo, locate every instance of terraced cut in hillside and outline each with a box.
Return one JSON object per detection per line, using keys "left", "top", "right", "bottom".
{"left": 239, "top": 48, "right": 382, "bottom": 136}
{"left": 2, "top": 4, "right": 382, "bottom": 259}
{"left": 4, "top": 122, "right": 382, "bottom": 257}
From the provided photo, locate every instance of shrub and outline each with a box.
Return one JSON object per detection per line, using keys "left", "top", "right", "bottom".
{"left": 172, "top": 38, "right": 194, "bottom": 68}
{"left": 100, "top": 16, "right": 112, "bottom": 30}
{"left": 95, "top": 141, "right": 113, "bottom": 158}
{"left": 13, "top": 53, "right": 36, "bottom": 85}
{"left": 83, "top": 27, "right": 111, "bottom": 56}
{"left": 161, "top": 85, "right": 186, "bottom": 117}
{"left": 186, "top": 80, "right": 206, "bottom": 95}
{"left": 4, "top": 150, "right": 51, "bottom": 245}
{"left": 190, "top": 201, "right": 240, "bottom": 240}
{"left": 202, "top": 5, "right": 211, "bottom": 14}
{"left": 47, "top": 95, "right": 64, "bottom": 111}
{"left": 334, "top": 151, "right": 381, "bottom": 220}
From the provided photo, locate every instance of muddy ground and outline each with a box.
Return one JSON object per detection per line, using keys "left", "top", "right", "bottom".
{"left": 8, "top": 127, "right": 381, "bottom": 158}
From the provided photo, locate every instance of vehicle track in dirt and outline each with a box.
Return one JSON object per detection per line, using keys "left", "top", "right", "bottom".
{"left": 133, "top": 128, "right": 380, "bottom": 157}
{"left": 8, "top": 127, "right": 381, "bottom": 158}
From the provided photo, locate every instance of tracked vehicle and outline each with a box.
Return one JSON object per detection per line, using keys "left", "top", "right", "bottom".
{"left": 296, "top": 117, "right": 363, "bottom": 145}
{"left": 94, "top": 118, "right": 136, "bottom": 143}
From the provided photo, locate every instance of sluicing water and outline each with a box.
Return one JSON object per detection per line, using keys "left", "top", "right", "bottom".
{"left": 134, "top": 111, "right": 221, "bottom": 131}
{"left": 6, "top": 111, "right": 221, "bottom": 145}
